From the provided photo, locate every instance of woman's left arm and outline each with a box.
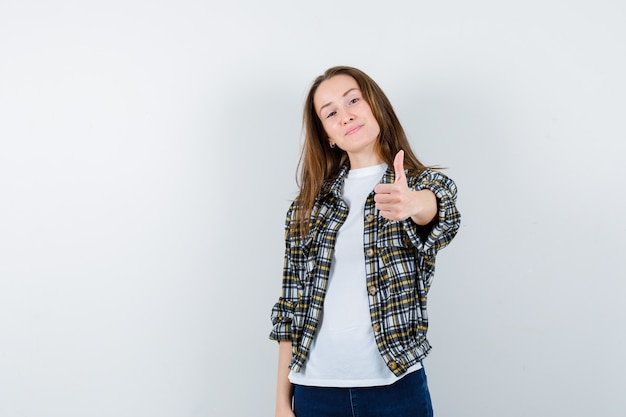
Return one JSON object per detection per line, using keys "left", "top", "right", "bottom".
{"left": 375, "top": 151, "right": 460, "bottom": 252}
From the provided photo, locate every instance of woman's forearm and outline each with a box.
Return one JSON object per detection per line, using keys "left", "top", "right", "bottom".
{"left": 275, "top": 340, "right": 295, "bottom": 417}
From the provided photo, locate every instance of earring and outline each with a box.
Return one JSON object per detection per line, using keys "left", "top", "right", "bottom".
{"left": 330, "top": 143, "right": 336, "bottom": 148}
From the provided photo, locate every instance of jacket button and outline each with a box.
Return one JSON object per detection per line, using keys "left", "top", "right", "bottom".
{"left": 365, "top": 248, "right": 375, "bottom": 257}
{"left": 388, "top": 361, "right": 398, "bottom": 370}
{"left": 372, "top": 322, "right": 381, "bottom": 333}
{"left": 367, "top": 285, "right": 377, "bottom": 295}
{"left": 403, "top": 236, "right": 411, "bottom": 246}
{"left": 365, "top": 213, "right": 375, "bottom": 222}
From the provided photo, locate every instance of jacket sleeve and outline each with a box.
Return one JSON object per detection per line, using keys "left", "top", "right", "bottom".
{"left": 403, "top": 169, "right": 461, "bottom": 254}
{"left": 269, "top": 202, "right": 300, "bottom": 342}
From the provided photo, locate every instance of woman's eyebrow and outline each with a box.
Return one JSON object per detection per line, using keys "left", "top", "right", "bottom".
{"left": 318, "top": 88, "right": 360, "bottom": 114}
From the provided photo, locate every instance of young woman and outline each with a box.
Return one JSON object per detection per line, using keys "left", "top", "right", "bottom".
{"left": 270, "top": 66, "right": 461, "bottom": 417}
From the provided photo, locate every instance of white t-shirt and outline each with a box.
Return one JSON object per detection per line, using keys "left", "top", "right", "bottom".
{"left": 289, "top": 163, "right": 421, "bottom": 387}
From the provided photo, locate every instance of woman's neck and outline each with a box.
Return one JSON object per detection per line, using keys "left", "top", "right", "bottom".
{"left": 347, "top": 152, "right": 385, "bottom": 170}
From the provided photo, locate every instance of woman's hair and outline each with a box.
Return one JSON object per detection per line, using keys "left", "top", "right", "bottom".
{"left": 292, "top": 66, "right": 428, "bottom": 237}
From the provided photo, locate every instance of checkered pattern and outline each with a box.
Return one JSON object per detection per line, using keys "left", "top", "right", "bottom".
{"left": 270, "top": 164, "right": 461, "bottom": 376}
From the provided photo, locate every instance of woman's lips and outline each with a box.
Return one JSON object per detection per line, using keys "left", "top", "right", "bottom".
{"left": 345, "top": 125, "right": 362, "bottom": 135}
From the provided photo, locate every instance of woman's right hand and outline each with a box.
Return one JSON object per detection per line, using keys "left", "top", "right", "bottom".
{"left": 275, "top": 406, "right": 296, "bottom": 417}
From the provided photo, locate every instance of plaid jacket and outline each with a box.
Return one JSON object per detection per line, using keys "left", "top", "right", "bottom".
{"left": 270, "top": 163, "right": 461, "bottom": 376}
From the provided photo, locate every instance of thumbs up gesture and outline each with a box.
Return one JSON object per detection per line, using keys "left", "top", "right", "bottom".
{"left": 374, "top": 150, "right": 438, "bottom": 225}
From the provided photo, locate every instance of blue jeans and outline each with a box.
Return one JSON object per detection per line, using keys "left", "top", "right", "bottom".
{"left": 293, "top": 367, "right": 434, "bottom": 417}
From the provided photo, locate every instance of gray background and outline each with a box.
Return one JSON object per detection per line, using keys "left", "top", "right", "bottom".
{"left": 1, "top": 1, "right": 625, "bottom": 416}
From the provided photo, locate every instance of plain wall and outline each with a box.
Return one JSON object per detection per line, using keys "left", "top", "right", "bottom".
{"left": 1, "top": 1, "right": 625, "bottom": 416}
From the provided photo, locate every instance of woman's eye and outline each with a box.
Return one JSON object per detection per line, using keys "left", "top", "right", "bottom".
{"left": 326, "top": 111, "right": 336, "bottom": 119}
{"left": 349, "top": 97, "right": 359, "bottom": 105}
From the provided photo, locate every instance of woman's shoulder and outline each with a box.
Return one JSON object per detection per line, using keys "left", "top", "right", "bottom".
{"left": 407, "top": 168, "right": 457, "bottom": 193}
{"left": 408, "top": 167, "right": 451, "bottom": 182}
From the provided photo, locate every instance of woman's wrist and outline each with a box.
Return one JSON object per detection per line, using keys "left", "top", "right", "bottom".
{"left": 409, "top": 189, "right": 437, "bottom": 225}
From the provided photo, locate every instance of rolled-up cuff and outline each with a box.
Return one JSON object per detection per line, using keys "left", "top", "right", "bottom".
{"left": 403, "top": 182, "right": 460, "bottom": 253}
{"left": 269, "top": 299, "right": 297, "bottom": 341}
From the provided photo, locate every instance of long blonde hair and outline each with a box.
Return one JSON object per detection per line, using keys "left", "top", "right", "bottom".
{"left": 292, "top": 66, "right": 428, "bottom": 237}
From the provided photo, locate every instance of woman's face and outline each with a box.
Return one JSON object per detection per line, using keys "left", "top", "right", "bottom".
{"left": 314, "top": 74, "right": 381, "bottom": 167}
